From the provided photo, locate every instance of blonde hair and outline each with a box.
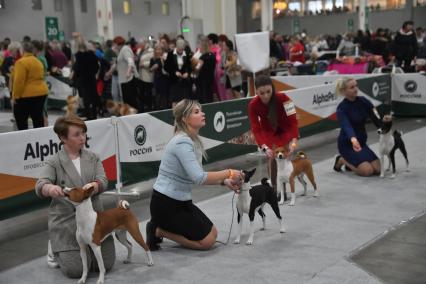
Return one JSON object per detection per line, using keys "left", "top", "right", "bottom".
{"left": 173, "top": 99, "right": 206, "bottom": 159}
{"left": 335, "top": 77, "right": 355, "bottom": 96}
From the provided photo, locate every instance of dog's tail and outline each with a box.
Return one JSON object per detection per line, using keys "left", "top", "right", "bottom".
{"left": 261, "top": 178, "right": 270, "bottom": 186}
{"left": 296, "top": 151, "right": 307, "bottom": 159}
{"left": 119, "top": 200, "right": 130, "bottom": 210}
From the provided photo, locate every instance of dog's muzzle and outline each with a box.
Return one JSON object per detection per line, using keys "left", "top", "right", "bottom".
{"left": 278, "top": 153, "right": 284, "bottom": 159}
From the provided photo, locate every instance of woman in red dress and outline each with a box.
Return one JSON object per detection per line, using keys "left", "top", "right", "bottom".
{"left": 248, "top": 75, "right": 299, "bottom": 197}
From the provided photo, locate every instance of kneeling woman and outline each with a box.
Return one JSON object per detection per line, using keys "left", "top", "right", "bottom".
{"left": 147, "top": 99, "right": 242, "bottom": 251}
{"left": 333, "top": 77, "right": 382, "bottom": 176}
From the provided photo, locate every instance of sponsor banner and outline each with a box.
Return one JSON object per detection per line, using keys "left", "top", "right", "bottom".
{"left": 280, "top": 75, "right": 389, "bottom": 128}
{"left": 235, "top": 32, "right": 270, "bottom": 73}
{"left": 272, "top": 74, "right": 385, "bottom": 91}
{"left": 118, "top": 100, "right": 252, "bottom": 163}
{"left": 392, "top": 74, "right": 425, "bottom": 103}
{"left": 0, "top": 118, "right": 115, "bottom": 200}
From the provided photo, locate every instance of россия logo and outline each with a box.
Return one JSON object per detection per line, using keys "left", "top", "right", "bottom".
{"left": 134, "top": 125, "right": 147, "bottom": 146}
{"left": 404, "top": 80, "right": 417, "bottom": 93}
{"left": 213, "top": 111, "right": 225, "bottom": 133}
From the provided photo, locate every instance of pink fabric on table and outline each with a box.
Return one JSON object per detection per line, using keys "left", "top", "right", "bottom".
{"left": 327, "top": 62, "right": 368, "bottom": 74}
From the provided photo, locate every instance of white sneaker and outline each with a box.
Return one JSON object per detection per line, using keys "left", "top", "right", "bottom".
{"left": 47, "top": 240, "right": 59, "bottom": 268}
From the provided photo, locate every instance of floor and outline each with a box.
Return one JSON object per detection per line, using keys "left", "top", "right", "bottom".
{"left": 1, "top": 109, "right": 426, "bottom": 284}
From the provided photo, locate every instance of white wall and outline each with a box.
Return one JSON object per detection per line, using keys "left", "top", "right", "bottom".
{"left": 110, "top": 0, "right": 182, "bottom": 40}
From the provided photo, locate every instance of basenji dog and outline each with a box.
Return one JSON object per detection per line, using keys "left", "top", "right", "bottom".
{"left": 106, "top": 99, "right": 138, "bottom": 116}
{"left": 378, "top": 114, "right": 409, "bottom": 178}
{"left": 274, "top": 148, "right": 318, "bottom": 206}
{"left": 65, "top": 95, "right": 80, "bottom": 117}
{"left": 234, "top": 169, "right": 285, "bottom": 245}
{"left": 63, "top": 186, "right": 153, "bottom": 284}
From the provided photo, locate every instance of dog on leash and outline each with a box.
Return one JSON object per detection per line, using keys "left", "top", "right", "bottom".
{"left": 378, "top": 114, "right": 409, "bottom": 178}
{"left": 274, "top": 148, "right": 318, "bottom": 206}
{"left": 65, "top": 95, "right": 80, "bottom": 117}
{"left": 234, "top": 168, "right": 285, "bottom": 245}
{"left": 63, "top": 186, "right": 153, "bottom": 284}
{"left": 106, "top": 99, "right": 138, "bottom": 116}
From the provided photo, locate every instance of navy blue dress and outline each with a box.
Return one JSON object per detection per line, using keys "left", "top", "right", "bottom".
{"left": 337, "top": 96, "right": 379, "bottom": 167}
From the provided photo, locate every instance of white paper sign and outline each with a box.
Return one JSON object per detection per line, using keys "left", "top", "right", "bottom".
{"left": 235, "top": 32, "right": 270, "bottom": 73}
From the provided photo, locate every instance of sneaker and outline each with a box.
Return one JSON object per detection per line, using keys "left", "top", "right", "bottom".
{"left": 146, "top": 220, "right": 162, "bottom": 251}
{"left": 333, "top": 155, "right": 343, "bottom": 172}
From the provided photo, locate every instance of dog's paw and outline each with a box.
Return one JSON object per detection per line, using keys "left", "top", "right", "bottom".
{"left": 278, "top": 201, "right": 284, "bottom": 205}
{"left": 96, "top": 279, "right": 104, "bottom": 284}
{"left": 280, "top": 227, "right": 286, "bottom": 233}
{"left": 246, "top": 239, "right": 253, "bottom": 245}
{"left": 313, "top": 191, "right": 319, "bottom": 197}
{"left": 380, "top": 174, "right": 385, "bottom": 178}
{"left": 146, "top": 252, "right": 154, "bottom": 266}
{"left": 234, "top": 239, "right": 240, "bottom": 244}
{"left": 123, "top": 259, "right": 131, "bottom": 264}
{"left": 390, "top": 174, "right": 396, "bottom": 179}
{"left": 289, "top": 200, "right": 295, "bottom": 206}
{"left": 78, "top": 278, "right": 86, "bottom": 284}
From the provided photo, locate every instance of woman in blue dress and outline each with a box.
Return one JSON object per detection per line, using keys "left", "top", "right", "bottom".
{"left": 333, "top": 77, "right": 382, "bottom": 176}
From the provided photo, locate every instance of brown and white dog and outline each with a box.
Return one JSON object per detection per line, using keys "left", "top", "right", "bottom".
{"left": 63, "top": 186, "right": 153, "bottom": 284}
{"left": 106, "top": 99, "right": 138, "bottom": 116}
{"left": 274, "top": 148, "right": 318, "bottom": 206}
{"left": 65, "top": 95, "right": 80, "bottom": 117}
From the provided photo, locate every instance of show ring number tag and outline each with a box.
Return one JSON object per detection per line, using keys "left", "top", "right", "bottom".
{"left": 284, "top": 101, "right": 296, "bottom": 116}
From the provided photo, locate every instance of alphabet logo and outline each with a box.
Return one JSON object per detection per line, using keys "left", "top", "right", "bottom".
{"left": 134, "top": 125, "right": 147, "bottom": 146}
{"left": 214, "top": 112, "right": 225, "bottom": 133}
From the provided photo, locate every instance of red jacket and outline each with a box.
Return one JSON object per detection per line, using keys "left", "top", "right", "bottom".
{"left": 249, "top": 92, "right": 299, "bottom": 148}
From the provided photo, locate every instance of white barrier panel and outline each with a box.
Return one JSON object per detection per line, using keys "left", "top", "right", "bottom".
{"left": 284, "top": 83, "right": 382, "bottom": 121}
{"left": 0, "top": 118, "right": 116, "bottom": 200}
{"left": 392, "top": 73, "right": 426, "bottom": 104}
{"left": 117, "top": 113, "right": 222, "bottom": 163}
{"left": 392, "top": 73, "right": 426, "bottom": 116}
{"left": 46, "top": 76, "right": 74, "bottom": 102}
{"left": 235, "top": 32, "right": 269, "bottom": 73}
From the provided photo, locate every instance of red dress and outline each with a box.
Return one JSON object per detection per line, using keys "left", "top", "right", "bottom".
{"left": 290, "top": 42, "right": 305, "bottom": 63}
{"left": 249, "top": 92, "right": 299, "bottom": 148}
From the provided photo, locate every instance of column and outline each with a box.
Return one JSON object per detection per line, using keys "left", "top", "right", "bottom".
{"left": 358, "top": 0, "right": 366, "bottom": 31}
{"left": 261, "top": 0, "right": 273, "bottom": 31}
{"left": 95, "top": 0, "right": 114, "bottom": 39}
{"left": 220, "top": 0, "right": 237, "bottom": 38}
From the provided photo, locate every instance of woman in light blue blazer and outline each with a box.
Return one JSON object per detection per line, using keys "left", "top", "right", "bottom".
{"left": 147, "top": 99, "right": 243, "bottom": 251}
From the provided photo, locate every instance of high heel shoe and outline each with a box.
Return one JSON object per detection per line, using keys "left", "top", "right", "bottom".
{"left": 333, "top": 155, "right": 343, "bottom": 172}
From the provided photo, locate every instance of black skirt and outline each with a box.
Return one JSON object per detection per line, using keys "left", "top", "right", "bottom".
{"left": 150, "top": 190, "right": 213, "bottom": 241}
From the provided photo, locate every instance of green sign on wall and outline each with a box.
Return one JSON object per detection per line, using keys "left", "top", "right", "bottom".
{"left": 292, "top": 18, "right": 300, "bottom": 34}
{"left": 45, "top": 17, "right": 59, "bottom": 41}
{"left": 347, "top": 19, "right": 354, "bottom": 32}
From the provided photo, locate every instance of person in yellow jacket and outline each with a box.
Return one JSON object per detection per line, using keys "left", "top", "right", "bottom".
{"left": 12, "top": 41, "right": 49, "bottom": 130}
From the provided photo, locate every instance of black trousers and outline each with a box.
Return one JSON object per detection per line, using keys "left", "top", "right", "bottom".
{"left": 13, "top": 95, "right": 47, "bottom": 130}
{"left": 120, "top": 77, "right": 141, "bottom": 112}
{"left": 139, "top": 81, "right": 153, "bottom": 112}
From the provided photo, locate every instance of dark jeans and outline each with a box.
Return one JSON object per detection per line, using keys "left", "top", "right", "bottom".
{"left": 13, "top": 95, "right": 47, "bottom": 130}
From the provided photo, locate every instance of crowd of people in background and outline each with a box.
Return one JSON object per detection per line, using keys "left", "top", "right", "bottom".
{"left": 0, "top": 20, "right": 425, "bottom": 130}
